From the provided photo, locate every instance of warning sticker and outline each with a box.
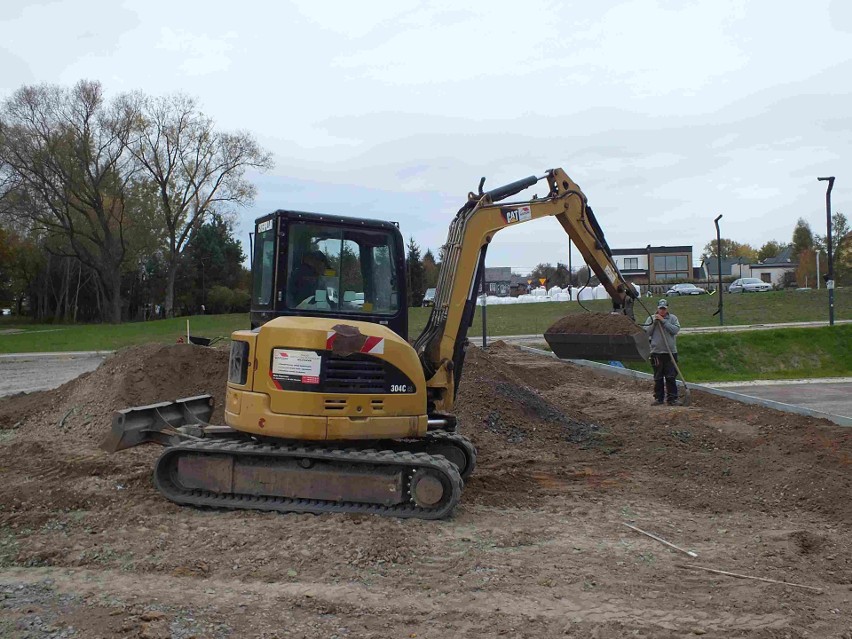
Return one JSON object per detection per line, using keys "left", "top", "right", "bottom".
{"left": 604, "top": 265, "right": 616, "bottom": 285}
{"left": 272, "top": 349, "right": 321, "bottom": 384}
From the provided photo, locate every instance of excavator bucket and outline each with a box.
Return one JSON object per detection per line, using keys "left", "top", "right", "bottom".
{"left": 544, "top": 331, "right": 650, "bottom": 361}
{"left": 101, "top": 395, "right": 214, "bottom": 453}
{"left": 544, "top": 312, "right": 651, "bottom": 362}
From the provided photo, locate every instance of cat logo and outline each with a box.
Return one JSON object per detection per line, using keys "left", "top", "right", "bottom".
{"left": 501, "top": 205, "right": 532, "bottom": 225}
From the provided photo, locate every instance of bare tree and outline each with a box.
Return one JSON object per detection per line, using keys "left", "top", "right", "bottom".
{"left": 0, "top": 81, "right": 140, "bottom": 322}
{"left": 127, "top": 94, "right": 273, "bottom": 316}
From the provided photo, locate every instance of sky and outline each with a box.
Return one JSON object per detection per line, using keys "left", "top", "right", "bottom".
{"left": 1, "top": 0, "right": 850, "bottom": 273}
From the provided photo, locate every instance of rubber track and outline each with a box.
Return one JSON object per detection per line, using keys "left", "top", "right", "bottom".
{"left": 153, "top": 439, "right": 463, "bottom": 520}
{"left": 395, "top": 431, "right": 477, "bottom": 481}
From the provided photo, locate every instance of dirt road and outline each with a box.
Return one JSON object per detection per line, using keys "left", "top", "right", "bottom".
{"left": 0, "top": 343, "right": 849, "bottom": 638}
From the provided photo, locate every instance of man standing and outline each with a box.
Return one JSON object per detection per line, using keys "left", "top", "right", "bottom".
{"left": 644, "top": 299, "right": 681, "bottom": 405}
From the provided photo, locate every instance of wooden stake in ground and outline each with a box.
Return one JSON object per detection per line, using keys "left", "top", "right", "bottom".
{"left": 677, "top": 564, "right": 823, "bottom": 593}
{"left": 623, "top": 522, "right": 698, "bottom": 558}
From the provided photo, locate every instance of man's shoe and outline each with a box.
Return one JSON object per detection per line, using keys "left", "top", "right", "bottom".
{"left": 651, "top": 399, "right": 664, "bottom": 406}
{"left": 667, "top": 399, "right": 681, "bottom": 406}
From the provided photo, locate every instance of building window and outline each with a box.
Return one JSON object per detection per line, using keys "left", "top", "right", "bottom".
{"left": 652, "top": 253, "right": 690, "bottom": 282}
{"left": 760, "top": 273, "right": 771, "bottom": 283}
{"left": 654, "top": 255, "right": 688, "bottom": 271}
{"left": 624, "top": 257, "right": 639, "bottom": 269}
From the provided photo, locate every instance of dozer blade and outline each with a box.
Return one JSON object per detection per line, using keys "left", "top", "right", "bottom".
{"left": 544, "top": 332, "right": 650, "bottom": 361}
{"left": 101, "top": 395, "right": 215, "bottom": 453}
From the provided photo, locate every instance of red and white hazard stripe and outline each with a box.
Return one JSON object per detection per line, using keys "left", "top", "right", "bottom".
{"left": 326, "top": 331, "right": 385, "bottom": 354}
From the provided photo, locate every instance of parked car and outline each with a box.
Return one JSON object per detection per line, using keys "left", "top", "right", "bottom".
{"left": 729, "top": 277, "right": 773, "bottom": 293}
{"left": 422, "top": 287, "right": 437, "bottom": 307}
{"left": 665, "top": 283, "right": 707, "bottom": 296}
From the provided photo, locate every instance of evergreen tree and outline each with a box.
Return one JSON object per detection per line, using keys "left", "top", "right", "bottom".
{"left": 406, "top": 237, "right": 425, "bottom": 306}
{"left": 422, "top": 249, "right": 439, "bottom": 289}
{"left": 791, "top": 218, "right": 814, "bottom": 256}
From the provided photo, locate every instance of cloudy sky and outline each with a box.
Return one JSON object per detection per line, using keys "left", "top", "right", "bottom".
{"left": 2, "top": 0, "right": 850, "bottom": 272}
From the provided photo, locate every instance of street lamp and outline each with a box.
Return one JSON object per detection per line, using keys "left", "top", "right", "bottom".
{"left": 646, "top": 244, "right": 652, "bottom": 290}
{"left": 714, "top": 214, "right": 724, "bottom": 325}
{"left": 817, "top": 177, "right": 835, "bottom": 326}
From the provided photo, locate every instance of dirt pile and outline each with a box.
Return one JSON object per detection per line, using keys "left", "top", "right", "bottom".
{"left": 1, "top": 341, "right": 851, "bottom": 636}
{"left": 545, "top": 312, "right": 644, "bottom": 336}
{"left": 0, "top": 343, "right": 228, "bottom": 443}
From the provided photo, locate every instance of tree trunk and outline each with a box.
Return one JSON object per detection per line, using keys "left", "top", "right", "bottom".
{"left": 165, "top": 261, "right": 179, "bottom": 318}
{"left": 105, "top": 270, "right": 123, "bottom": 324}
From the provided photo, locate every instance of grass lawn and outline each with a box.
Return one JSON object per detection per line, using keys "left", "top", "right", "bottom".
{"left": 0, "top": 314, "right": 248, "bottom": 354}
{"left": 533, "top": 324, "right": 852, "bottom": 383}
{"left": 0, "top": 288, "right": 848, "bottom": 355}
{"left": 434, "top": 288, "right": 850, "bottom": 339}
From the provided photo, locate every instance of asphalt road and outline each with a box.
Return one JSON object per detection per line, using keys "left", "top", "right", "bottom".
{"left": 713, "top": 380, "right": 852, "bottom": 420}
{"left": 0, "top": 352, "right": 107, "bottom": 398}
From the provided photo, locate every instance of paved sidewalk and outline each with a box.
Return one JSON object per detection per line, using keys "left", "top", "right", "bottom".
{"left": 707, "top": 380, "right": 852, "bottom": 420}
{"left": 0, "top": 352, "right": 107, "bottom": 398}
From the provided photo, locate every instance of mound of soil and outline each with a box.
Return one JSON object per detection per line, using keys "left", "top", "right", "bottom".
{"left": 0, "top": 343, "right": 229, "bottom": 443}
{"left": 545, "top": 312, "right": 644, "bottom": 336}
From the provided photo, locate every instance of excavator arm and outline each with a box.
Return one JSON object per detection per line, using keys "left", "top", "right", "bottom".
{"left": 413, "top": 167, "right": 638, "bottom": 414}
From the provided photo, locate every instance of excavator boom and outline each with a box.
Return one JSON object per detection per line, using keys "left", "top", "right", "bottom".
{"left": 414, "top": 168, "right": 643, "bottom": 414}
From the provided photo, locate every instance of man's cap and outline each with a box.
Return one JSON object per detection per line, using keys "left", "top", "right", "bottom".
{"left": 657, "top": 299, "right": 668, "bottom": 308}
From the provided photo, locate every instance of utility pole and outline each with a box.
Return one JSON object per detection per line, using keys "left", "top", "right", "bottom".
{"left": 817, "top": 177, "right": 835, "bottom": 326}
{"left": 714, "top": 215, "right": 724, "bottom": 325}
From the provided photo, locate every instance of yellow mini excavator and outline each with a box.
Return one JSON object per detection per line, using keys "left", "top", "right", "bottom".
{"left": 103, "top": 168, "right": 646, "bottom": 519}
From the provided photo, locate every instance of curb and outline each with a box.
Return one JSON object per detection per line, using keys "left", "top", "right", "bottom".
{"left": 516, "top": 346, "right": 852, "bottom": 428}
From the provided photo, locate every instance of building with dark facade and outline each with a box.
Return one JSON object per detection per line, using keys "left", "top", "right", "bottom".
{"left": 610, "top": 245, "right": 694, "bottom": 284}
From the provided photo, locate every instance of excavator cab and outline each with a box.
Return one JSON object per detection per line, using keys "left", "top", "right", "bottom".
{"left": 250, "top": 210, "right": 408, "bottom": 338}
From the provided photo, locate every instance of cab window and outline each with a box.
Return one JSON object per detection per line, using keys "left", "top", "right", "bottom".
{"left": 252, "top": 226, "right": 276, "bottom": 306}
{"left": 285, "top": 223, "right": 399, "bottom": 315}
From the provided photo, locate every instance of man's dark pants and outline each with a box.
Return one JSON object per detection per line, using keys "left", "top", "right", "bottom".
{"left": 651, "top": 353, "right": 679, "bottom": 403}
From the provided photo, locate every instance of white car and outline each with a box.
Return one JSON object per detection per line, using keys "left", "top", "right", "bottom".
{"left": 729, "top": 277, "right": 772, "bottom": 293}
{"left": 666, "top": 283, "right": 707, "bottom": 296}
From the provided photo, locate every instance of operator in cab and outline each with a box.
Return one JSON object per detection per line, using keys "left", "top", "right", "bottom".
{"left": 289, "top": 250, "right": 329, "bottom": 307}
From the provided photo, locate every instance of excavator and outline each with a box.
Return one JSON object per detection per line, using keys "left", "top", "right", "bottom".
{"left": 103, "top": 167, "right": 646, "bottom": 519}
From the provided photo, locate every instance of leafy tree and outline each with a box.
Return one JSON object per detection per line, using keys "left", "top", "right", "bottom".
{"left": 126, "top": 93, "right": 273, "bottom": 317}
{"left": 0, "top": 226, "right": 13, "bottom": 305}
{"left": 702, "top": 239, "right": 757, "bottom": 262}
{"left": 530, "top": 262, "right": 571, "bottom": 287}
{"left": 0, "top": 81, "right": 142, "bottom": 322}
{"left": 791, "top": 218, "right": 814, "bottom": 256}
{"left": 406, "top": 236, "right": 425, "bottom": 306}
{"left": 795, "top": 248, "right": 823, "bottom": 289}
{"left": 815, "top": 212, "right": 851, "bottom": 284}
{"left": 757, "top": 240, "right": 787, "bottom": 262}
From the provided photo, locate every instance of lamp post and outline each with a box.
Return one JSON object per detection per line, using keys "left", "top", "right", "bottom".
{"left": 817, "top": 177, "right": 835, "bottom": 326}
{"left": 646, "top": 244, "right": 652, "bottom": 292}
{"left": 714, "top": 214, "right": 724, "bottom": 325}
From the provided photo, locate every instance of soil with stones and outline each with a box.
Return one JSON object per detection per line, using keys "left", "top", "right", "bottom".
{"left": 545, "top": 312, "right": 644, "bottom": 336}
{"left": 1, "top": 341, "right": 850, "bottom": 638}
